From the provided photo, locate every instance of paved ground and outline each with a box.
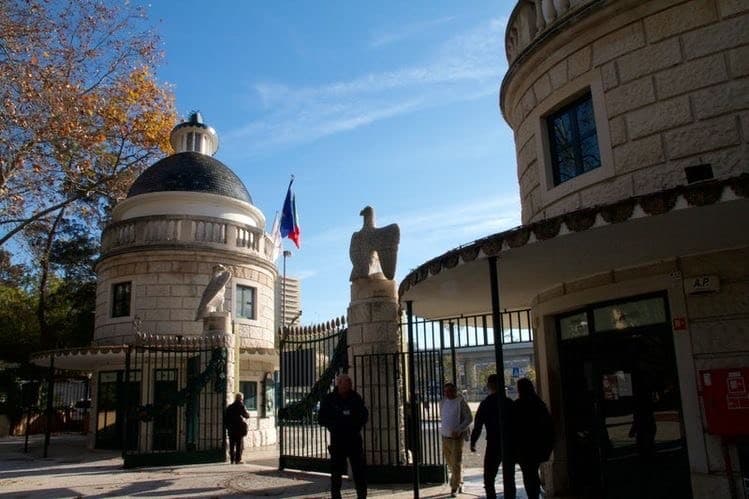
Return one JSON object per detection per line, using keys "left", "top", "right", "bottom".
{"left": 0, "top": 434, "right": 529, "bottom": 498}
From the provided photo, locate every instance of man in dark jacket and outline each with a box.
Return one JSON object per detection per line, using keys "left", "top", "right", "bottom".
{"left": 513, "top": 378, "right": 554, "bottom": 499}
{"left": 225, "top": 393, "right": 249, "bottom": 464}
{"left": 470, "top": 374, "right": 515, "bottom": 499}
{"left": 318, "top": 373, "right": 368, "bottom": 499}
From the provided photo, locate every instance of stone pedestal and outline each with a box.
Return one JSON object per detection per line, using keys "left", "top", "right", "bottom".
{"left": 202, "top": 312, "right": 231, "bottom": 334}
{"left": 348, "top": 277, "right": 406, "bottom": 465}
{"left": 202, "top": 312, "right": 236, "bottom": 403}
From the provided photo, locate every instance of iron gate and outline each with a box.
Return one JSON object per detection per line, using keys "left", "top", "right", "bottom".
{"left": 122, "top": 334, "right": 228, "bottom": 468}
{"left": 352, "top": 349, "right": 446, "bottom": 483}
{"left": 348, "top": 309, "right": 532, "bottom": 484}
{"left": 277, "top": 310, "right": 531, "bottom": 482}
{"left": 278, "top": 317, "right": 348, "bottom": 473}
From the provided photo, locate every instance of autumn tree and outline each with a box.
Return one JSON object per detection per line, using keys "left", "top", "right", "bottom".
{"left": 0, "top": 0, "right": 177, "bottom": 246}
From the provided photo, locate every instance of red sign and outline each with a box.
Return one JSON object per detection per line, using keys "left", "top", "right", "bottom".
{"left": 700, "top": 368, "right": 749, "bottom": 436}
{"left": 672, "top": 317, "right": 687, "bottom": 330}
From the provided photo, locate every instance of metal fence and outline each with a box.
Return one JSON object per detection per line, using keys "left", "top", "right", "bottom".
{"left": 407, "top": 309, "right": 533, "bottom": 351}
{"left": 122, "top": 334, "right": 229, "bottom": 468}
{"left": 278, "top": 318, "right": 348, "bottom": 473}
{"left": 277, "top": 309, "right": 532, "bottom": 483}
{"left": 17, "top": 371, "right": 92, "bottom": 456}
{"left": 352, "top": 350, "right": 446, "bottom": 483}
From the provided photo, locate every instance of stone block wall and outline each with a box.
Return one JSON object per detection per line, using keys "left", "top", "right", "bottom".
{"left": 502, "top": 0, "right": 749, "bottom": 224}
{"left": 348, "top": 278, "right": 407, "bottom": 466}
{"left": 95, "top": 250, "right": 276, "bottom": 346}
{"left": 238, "top": 356, "right": 278, "bottom": 447}
{"left": 681, "top": 247, "right": 749, "bottom": 488}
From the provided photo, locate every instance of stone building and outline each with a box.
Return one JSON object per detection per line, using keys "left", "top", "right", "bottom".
{"left": 33, "top": 113, "right": 279, "bottom": 455}
{"left": 277, "top": 276, "right": 301, "bottom": 328}
{"left": 400, "top": 1, "right": 749, "bottom": 497}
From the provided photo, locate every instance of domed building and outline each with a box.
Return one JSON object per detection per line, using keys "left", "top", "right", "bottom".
{"left": 401, "top": 1, "right": 749, "bottom": 497}
{"left": 34, "top": 113, "right": 280, "bottom": 462}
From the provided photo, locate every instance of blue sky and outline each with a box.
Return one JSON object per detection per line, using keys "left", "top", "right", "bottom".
{"left": 148, "top": 1, "right": 520, "bottom": 324}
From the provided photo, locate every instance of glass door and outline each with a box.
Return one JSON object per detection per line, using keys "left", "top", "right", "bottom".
{"left": 558, "top": 294, "right": 692, "bottom": 499}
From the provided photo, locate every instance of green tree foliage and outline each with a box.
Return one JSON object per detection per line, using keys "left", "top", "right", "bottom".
{"left": 0, "top": 282, "right": 38, "bottom": 362}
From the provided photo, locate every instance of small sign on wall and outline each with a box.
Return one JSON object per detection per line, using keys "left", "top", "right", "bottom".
{"left": 673, "top": 317, "right": 687, "bottom": 330}
{"left": 684, "top": 275, "right": 720, "bottom": 295}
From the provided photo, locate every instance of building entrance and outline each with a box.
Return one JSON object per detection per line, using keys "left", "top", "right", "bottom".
{"left": 557, "top": 293, "right": 692, "bottom": 499}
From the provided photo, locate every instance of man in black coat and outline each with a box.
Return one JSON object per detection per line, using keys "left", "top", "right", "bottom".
{"left": 225, "top": 393, "right": 249, "bottom": 464}
{"left": 513, "top": 378, "right": 554, "bottom": 499}
{"left": 318, "top": 373, "right": 368, "bottom": 499}
{"left": 470, "top": 374, "right": 516, "bottom": 499}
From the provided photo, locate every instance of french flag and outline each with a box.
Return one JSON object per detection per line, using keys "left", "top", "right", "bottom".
{"left": 280, "top": 178, "right": 301, "bottom": 249}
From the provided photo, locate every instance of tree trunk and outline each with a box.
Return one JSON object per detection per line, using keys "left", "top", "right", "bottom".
{"left": 37, "top": 208, "right": 65, "bottom": 348}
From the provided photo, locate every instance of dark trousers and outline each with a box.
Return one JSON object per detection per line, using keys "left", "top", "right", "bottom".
{"left": 483, "top": 444, "right": 516, "bottom": 499}
{"left": 329, "top": 439, "right": 367, "bottom": 499}
{"left": 228, "top": 436, "right": 244, "bottom": 463}
{"left": 518, "top": 460, "right": 541, "bottom": 499}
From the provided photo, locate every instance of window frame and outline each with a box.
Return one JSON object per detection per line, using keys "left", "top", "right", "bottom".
{"left": 547, "top": 92, "right": 602, "bottom": 186}
{"left": 532, "top": 73, "right": 615, "bottom": 215}
{"left": 239, "top": 380, "right": 258, "bottom": 411}
{"left": 235, "top": 284, "right": 257, "bottom": 320}
{"left": 111, "top": 281, "right": 132, "bottom": 318}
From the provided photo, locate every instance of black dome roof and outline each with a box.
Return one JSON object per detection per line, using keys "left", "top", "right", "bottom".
{"left": 127, "top": 152, "right": 252, "bottom": 203}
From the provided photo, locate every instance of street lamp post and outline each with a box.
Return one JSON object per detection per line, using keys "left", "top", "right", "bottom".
{"left": 279, "top": 249, "right": 292, "bottom": 470}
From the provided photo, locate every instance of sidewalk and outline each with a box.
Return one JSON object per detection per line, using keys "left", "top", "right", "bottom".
{"left": 0, "top": 435, "right": 528, "bottom": 498}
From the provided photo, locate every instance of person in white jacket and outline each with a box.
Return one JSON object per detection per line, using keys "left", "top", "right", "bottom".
{"left": 440, "top": 382, "right": 473, "bottom": 497}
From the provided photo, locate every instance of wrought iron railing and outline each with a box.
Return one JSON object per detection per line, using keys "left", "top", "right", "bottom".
{"left": 278, "top": 317, "right": 348, "bottom": 473}
{"left": 403, "top": 309, "right": 533, "bottom": 352}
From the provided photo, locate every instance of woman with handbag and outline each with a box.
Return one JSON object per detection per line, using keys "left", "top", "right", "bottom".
{"left": 225, "top": 393, "right": 250, "bottom": 464}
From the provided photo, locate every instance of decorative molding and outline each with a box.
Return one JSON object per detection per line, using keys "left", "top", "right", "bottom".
{"left": 399, "top": 174, "right": 749, "bottom": 298}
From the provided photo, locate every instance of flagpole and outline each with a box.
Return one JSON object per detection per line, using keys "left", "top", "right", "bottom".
{"left": 282, "top": 249, "right": 292, "bottom": 331}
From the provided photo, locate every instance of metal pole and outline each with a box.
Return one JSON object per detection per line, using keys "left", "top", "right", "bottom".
{"left": 279, "top": 249, "right": 291, "bottom": 470}
{"left": 24, "top": 402, "right": 31, "bottom": 453}
{"left": 43, "top": 355, "right": 54, "bottom": 458}
{"left": 449, "top": 322, "right": 457, "bottom": 386}
{"left": 282, "top": 250, "right": 292, "bottom": 332}
{"left": 488, "top": 256, "right": 510, "bottom": 480}
{"left": 406, "top": 301, "right": 420, "bottom": 498}
{"left": 123, "top": 345, "right": 131, "bottom": 458}
{"left": 279, "top": 327, "right": 285, "bottom": 471}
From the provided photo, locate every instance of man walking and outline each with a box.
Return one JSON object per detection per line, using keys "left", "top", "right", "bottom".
{"left": 318, "top": 373, "right": 368, "bottom": 499}
{"left": 470, "top": 374, "right": 515, "bottom": 499}
{"left": 225, "top": 393, "right": 249, "bottom": 464}
{"left": 513, "top": 378, "right": 554, "bottom": 499}
{"left": 440, "top": 382, "right": 473, "bottom": 497}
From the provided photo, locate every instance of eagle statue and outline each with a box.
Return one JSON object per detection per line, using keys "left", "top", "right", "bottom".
{"left": 195, "top": 265, "right": 232, "bottom": 320}
{"left": 349, "top": 206, "right": 400, "bottom": 281}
